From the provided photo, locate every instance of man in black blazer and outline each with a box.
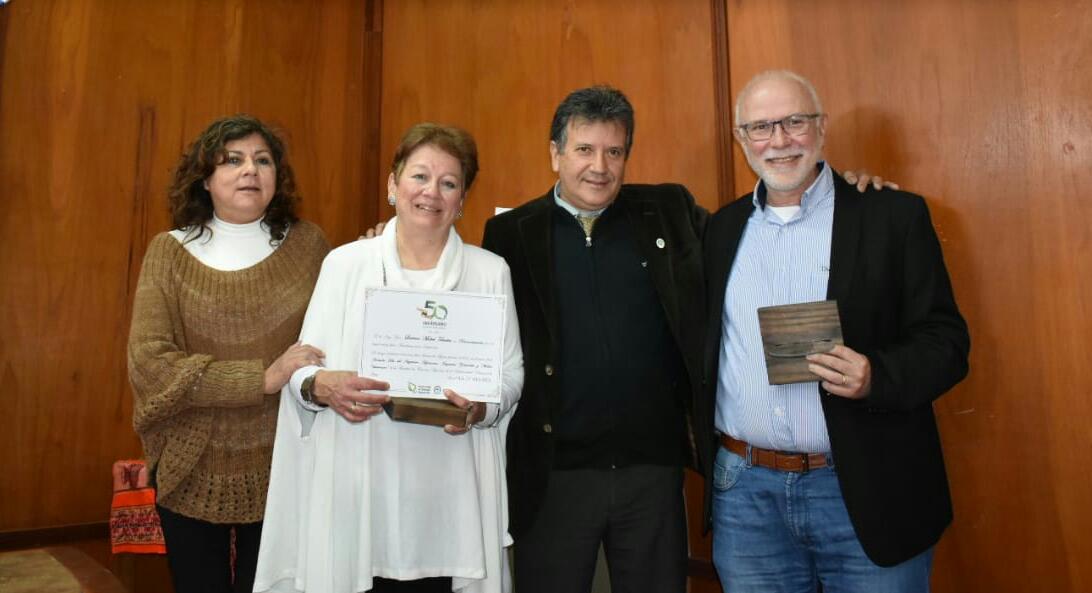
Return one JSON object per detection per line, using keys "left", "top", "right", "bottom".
{"left": 701, "top": 70, "right": 969, "bottom": 592}
{"left": 482, "top": 86, "right": 709, "bottom": 593}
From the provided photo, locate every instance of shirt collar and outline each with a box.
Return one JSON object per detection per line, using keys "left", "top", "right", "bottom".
{"left": 751, "top": 161, "right": 834, "bottom": 219}
{"left": 553, "top": 181, "right": 608, "bottom": 218}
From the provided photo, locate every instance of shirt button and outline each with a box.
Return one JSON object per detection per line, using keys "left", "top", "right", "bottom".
{"left": 774, "top": 407, "right": 785, "bottom": 417}
{"left": 543, "top": 424, "right": 553, "bottom": 433}
{"left": 545, "top": 364, "right": 554, "bottom": 376}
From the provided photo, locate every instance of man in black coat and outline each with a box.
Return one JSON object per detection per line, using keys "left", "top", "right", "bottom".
{"left": 482, "top": 86, "right": 708, "bottom": 593}
{"left": 701, "top": 70, "right": 969, "bottom": 592}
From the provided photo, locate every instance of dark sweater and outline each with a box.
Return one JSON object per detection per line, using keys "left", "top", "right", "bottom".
{"left": 551, "top": 204, "right": 687, "bottom": 470}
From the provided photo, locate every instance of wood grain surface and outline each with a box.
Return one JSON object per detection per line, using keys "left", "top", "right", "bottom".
{"left": 2, "top": 1, "right": 1089, "bottom": 592}
{"left": 725, "top": 1, "right": 1092, "bottom": 591}
{"left": 0, "top": 0, "right": 377, "bottom": 536}
{"left": 379, "top": 0, "right": 725, "bottom": 246}
{"left": 379, "top": 2, "right": 726, "bottom": 589}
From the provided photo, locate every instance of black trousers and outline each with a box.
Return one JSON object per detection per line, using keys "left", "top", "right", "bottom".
{"left": 157, "top": 504, "right": 263, "bottom": 593}
{"left": 514, "top": 464, "right": 688, "bottom": 593}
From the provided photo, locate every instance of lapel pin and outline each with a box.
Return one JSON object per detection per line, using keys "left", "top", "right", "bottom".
{"left": 655, "top": 238, "right": 665, "bottom": 249}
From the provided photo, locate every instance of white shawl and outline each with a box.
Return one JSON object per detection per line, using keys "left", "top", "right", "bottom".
{"left": 255, "top": 218, "right": 522, "bottom": 593}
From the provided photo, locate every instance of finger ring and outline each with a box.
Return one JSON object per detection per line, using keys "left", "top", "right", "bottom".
{"left": 840, "top": 374, "right": 848, "bottom": 386}
{"left": 351, "top": 401, "right": 359, "bottom": 410}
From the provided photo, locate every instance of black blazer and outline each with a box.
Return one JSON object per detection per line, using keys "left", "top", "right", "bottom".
{"left": 700, "top": 174, "right": 970, "bottom": 566}
{"left": 483, "top": 183, "right": 709, "bottom": 538}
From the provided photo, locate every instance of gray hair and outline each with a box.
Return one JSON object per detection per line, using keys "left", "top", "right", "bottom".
{"left": 734, "top": 70, "right": 824, "bottom": 125}
{"left": 550, "top": 85, "right": 635, "bottom": 156}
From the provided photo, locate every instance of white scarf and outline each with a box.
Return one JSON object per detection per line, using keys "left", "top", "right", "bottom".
{"left": 379, "top": 216, "right": 466, "bottom": 291}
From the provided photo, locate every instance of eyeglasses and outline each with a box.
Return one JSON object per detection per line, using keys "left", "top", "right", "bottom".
{"left": 736, "top": 113, "right": 822, "bottom": 142}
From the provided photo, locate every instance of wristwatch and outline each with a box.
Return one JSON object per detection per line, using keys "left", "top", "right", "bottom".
{"left": 300, "top": 373, "right": 326, "bottom": 408}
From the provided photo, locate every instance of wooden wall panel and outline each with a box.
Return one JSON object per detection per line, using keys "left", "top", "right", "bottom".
{"left": 379, "top": 0, "right": 724, "bottom": 246}
{"left": 0, "top": 0, "right": 377, "bottom": 532}
{"left": 726, "top": 0, "right": 1092, "bottom": 591}
{"left": 8, "top": 0, "right": 1086, "bottom": 591}
{"left": 380, "top": 2, "right": 725, "bottom": 590}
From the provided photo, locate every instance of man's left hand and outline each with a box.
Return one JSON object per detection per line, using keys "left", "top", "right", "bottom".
{"left": 807, "top": 344, "right": 871, "bottom": 399}
{"left": 359, "top": 221, "right": 386, "bottom": 240}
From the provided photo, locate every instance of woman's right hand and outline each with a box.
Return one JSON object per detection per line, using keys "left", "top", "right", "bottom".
{"left": 312, "top": 370, "right": 391, "bottom": 422}
{"left": 264, "top": 341, "right": 325, "bottom": 394}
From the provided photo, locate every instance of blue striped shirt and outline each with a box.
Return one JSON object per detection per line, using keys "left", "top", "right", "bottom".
{"left": 715, "top": 163, "right": 835, "bottom": 453}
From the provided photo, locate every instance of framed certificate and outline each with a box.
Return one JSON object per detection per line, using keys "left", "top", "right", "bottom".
{"left": 361, "top": 287, "right": 507, "bottom": 405}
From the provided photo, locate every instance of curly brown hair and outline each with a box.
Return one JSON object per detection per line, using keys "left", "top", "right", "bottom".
{"left": 168, "top": 114, "right": 299, "bottom": 244}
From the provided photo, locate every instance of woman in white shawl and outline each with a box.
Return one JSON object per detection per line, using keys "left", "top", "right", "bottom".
{"left": 254, "top": 123, "right": 524, "bottom": 593}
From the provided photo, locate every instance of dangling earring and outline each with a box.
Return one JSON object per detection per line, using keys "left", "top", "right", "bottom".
{"left": 456, "top": 209, "right": 464, "bottom": 220}
{"left": 388, "top": 193, "right": 396, "bottom": 206}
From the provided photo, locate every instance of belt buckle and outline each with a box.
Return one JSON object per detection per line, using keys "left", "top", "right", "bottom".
{"left": 799, "top": 453, "right": 810, "bottom": 474}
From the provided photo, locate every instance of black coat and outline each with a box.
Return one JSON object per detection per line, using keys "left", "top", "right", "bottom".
{"left": 483, "top": 184, "right": 709, "bottom": 538}
{"left": 700, "top": 173, "right": 970, "bottom": 566}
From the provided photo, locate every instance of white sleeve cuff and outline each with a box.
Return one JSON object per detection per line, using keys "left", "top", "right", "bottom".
{"left": 474, "top": 403, "right": 501, "bottom": 429}
{"left": 290, "top": 365, "right": 326, "bottom": 411}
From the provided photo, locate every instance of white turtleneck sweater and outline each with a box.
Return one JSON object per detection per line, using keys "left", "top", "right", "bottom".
{"left": 169, "top": 215, "right": 282, "bottom": 270}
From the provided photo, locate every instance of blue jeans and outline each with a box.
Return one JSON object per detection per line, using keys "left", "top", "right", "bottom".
{"left": 711, "top": 447, "right": 933, "bottom": 593}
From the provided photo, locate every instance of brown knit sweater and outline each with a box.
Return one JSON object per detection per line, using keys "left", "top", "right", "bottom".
{"left": 128, "top": 220, "right": 329, "bottom": 523}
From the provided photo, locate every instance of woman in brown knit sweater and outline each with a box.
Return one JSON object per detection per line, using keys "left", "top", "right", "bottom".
{"left": 128, "top": 115, "right": 330, "bottom": 593}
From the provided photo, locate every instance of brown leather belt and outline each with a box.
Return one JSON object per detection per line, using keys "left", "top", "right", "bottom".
{"left": 720, "top": 434, "right": 828, "bottom": 473}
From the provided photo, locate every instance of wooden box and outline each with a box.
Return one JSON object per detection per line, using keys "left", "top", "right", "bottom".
{"left": 382, "top": 397, "right": 468, "bottom": 428}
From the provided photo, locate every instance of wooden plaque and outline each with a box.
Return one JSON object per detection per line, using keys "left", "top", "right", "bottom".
{"left": 382, "top": 397, "right": 468, "bottom": 428}
{"left": 757, "top": 300, "right": 844, "bottom": 385}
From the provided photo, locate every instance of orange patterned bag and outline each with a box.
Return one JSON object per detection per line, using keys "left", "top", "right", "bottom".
{"left": 109, "top": 460, "right": 166, "bottom": 554}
